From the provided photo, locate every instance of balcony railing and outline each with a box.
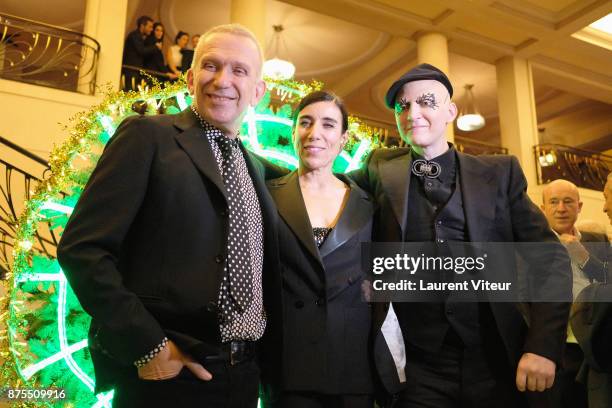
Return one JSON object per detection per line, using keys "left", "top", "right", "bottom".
{"left": 120, "top": 64, "right": 178, "bottom": 92}
{"left": 0, "top": 13, "right": 100, "bottom": 94}
{"left": 0, "top": 136, "right": 58, "bottom": 279}
{"left": 455, "top": 137, "right": 508, "bottom": 156}
{"left": 534, "top": 143, "right": 612, "bottom": 191}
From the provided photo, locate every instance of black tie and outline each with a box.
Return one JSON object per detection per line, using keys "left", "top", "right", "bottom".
{"left": 215, "top": 136, "right": 253, "bottom": 311}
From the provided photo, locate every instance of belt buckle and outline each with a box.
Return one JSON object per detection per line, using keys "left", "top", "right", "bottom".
{"left": 230, "top": 341, "right": 242, "bottom": 365}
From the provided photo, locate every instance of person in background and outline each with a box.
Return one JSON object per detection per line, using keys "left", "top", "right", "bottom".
{"left": 605, "top": 173, "right": 612, "bottom": 227}
{"left": 58, "top": 24, "right": 280, "bottom": 408}
{"left": 264, "top": 90, "right": 375, "bottom": 408}
{"left": 143, "top": 22, "right": 178, "bottom": 82}
{"left": 181, "top": 33, "right": 200, "bottom": 72}
{"left": 191, "top": 34, "right": 201, "bottom": 49}
{"left": 167, "top": 30, "right": 190, "bottom": 77}
{"left": 541, "top": 179, "right": 610, "bottom": 408}
{"left": 121, "top": 15, "right": 159, "bottom": 90}
{"left": 570, "top": 172, "right": 612, "bottom": 408}
{"left": 350, "top": 63, "right": 572, "bottom": 408}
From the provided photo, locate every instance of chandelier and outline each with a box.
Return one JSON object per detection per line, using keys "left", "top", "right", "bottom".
{"left": 263, "top": 25, "right": 295, "bottom": 80}
{"left": 456, "top": 84, "right": 485, "bottom": 131}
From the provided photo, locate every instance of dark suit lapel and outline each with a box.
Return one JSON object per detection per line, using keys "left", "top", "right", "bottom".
{"left": 173, "top": 109, "right": 227, "bottom": 200}
{"left": 319, "top": 176, "right": 373, "bottom": 258}
{"left": 269, "top": 172, "right": 322, "bottom": 264}
{"left": 379, "top": 153, "right": 412, "bottom": 236}
{"left": 458, "top": 153, "right": 496, "bottom": 241}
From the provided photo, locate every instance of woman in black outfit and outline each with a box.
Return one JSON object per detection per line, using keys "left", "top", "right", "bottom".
{"left": 143, "top": 22, "right": 177, "bottom": 82}
{"left": 265, "top": 91, "right": 375, "bottom": 408}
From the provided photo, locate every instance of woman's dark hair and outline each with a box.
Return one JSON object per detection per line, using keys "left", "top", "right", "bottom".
{"left": 175, "top": 31, "right": 189, "bottom": 44}
{"left": 152, "top": 22, "right": 164, "bottom": 40}
{"left": 293, "top": 90, "right": 348, "bottom": 133}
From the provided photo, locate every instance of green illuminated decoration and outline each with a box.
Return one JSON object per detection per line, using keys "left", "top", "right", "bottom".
{"left": 0, "top": 78, "right": 381, "bottom": 407}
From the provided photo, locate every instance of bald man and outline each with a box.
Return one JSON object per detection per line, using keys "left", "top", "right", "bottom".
{"left": 541, "top": 179, "right": 610, "bottom": 408}
{"left": 351, "top": 64, "right": 573, "bottom": 408}
{"left": 541, "top": 179, "right": 610, "bottom": 291}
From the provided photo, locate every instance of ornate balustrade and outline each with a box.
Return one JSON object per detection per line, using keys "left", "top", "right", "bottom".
{"left": 534, "top": 143, "right": 611, "bottom": 191}
{"left": 0, "top": 136, "right": 58, "bottom": 278}
{"left": 0, "top": 13, "right": 100, "bottom": 94}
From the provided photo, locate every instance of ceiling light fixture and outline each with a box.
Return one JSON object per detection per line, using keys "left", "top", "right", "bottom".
{"left": 456, "top": 84, "right": 485, "bottom": 131}
{"left": 263, "top": 25, "right": 295, "bottom": 80}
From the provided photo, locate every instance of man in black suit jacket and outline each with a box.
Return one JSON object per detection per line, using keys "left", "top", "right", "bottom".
{"left": 541, "top": 179, "right": 610, "bottom": 408}
{"left": 570, "top": 173, "right": 612, "bottom": 407}
{"left": 351, "top": 63, "right": 572, "bottom": 407}
{"left": 121, "top": 16, "right": 159, "bottom": 91}
{"left": 58, "top": 24, "right": 280, "bottom": 408}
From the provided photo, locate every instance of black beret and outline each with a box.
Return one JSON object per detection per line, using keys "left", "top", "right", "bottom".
{"left": 385, "top": 63, "right": 453, "bottom": 109}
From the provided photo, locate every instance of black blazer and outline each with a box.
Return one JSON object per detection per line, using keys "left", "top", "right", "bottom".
{"left": 143, "top": 36, "right": 168, "bottom": 74}
{"left": 57, "top": 109, "right": 282, "bottom": 392}
{"left": 266, "top": 171, "right": 375, "bottom": 394}
{"left": 122, "top": 30, "right": 157, "bottom": 67}
{"left": 579, "top": 231, "right": 611, "bottom": 283}
{"left": 350, "top": 147, "right": 572, "bottom": 395}
{"left": 571, "top": 282, "right": 612, "bottom": 407}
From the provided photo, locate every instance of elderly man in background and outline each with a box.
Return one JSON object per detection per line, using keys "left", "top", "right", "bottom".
{"left": 541, "top": 179, "right": 610, "bottom": 408}
{"left": 569, "top": 173, "right": 612, "bottom": 408}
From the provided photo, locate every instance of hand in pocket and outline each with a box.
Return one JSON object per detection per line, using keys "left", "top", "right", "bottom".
{"left": 138, "top": 340, "right": 213, "bottom": 381}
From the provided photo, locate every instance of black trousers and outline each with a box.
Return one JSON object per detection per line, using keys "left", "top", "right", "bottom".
{"left": 396, "top": 343, "right": 527, "bottom": 408}
{"left": 267, "top": 391, "right": 373, "bottom": 408}
{"left": 112, "top": 359, "right": 260, "bottom": 408}
{"left": 549, "top": 343, "right": 588, "bottom": 408}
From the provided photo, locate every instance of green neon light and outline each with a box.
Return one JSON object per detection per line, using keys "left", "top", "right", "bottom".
{"left": 58, "top": 273, "right": 95, "bottom": 391}
{"left": 344, "top": 138, "right": 371, "bottom": 172}
{"left": 39, "top": 201, "right": 74, "bottom": 215}
{"left": 254, "top": 114, "right": 293, "bottom": 127}
{"left": 176, "top": 92, "right": 189, "bottom": 110}
{"left": 91, "top": 391, "right": 114, "bottom": 408}
{"left": 20, "top": 340, "right": 88, "bottom": 379}
{"left": 98, "top": 114, "right": 116, "bottom": 137}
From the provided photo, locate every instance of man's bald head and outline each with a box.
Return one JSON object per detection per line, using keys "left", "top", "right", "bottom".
{"left": 541, "top": 179, "right": 582, "bottom": 235}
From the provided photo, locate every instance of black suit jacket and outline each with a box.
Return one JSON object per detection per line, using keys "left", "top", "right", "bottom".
{"left": 571, "top": 282, "right": 612, "bottom": 407}
{"left": 122, "top": 30, "right": 157, "bottom": 67}
{"left": 579, "top": 231, "right": 611, "bottom": 284}
{"left": 266, "top": 171, "right": 375, "bottom": 394}
{"left": 350, "top": 147, "right": 572, "bottom": 395}
{"left": 57, "top": 109, "right": 281, "bottom": 392}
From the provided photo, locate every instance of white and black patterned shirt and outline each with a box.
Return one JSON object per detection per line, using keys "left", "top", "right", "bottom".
{"left": 192, "top": 107, "right": 266, "bottom": 342}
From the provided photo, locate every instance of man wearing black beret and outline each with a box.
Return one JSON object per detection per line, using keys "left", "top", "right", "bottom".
{"left": 351, "top": 63, "right": 572, "bottom": 407}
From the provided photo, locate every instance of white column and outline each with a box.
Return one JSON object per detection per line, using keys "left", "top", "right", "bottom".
{"left": 496, "top": 56, "right": 539, "bottom": 188}
{"left": 230, "top": 0, "right": 267, "bottom": 46}
{"left": 416, "top": 32, "right": 454, "bottom": 142}
{"left": 82, "top": 0, "right": 129, "bottom": 93}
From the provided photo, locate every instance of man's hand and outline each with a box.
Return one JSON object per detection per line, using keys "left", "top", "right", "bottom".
{"left": 516, "top": 352, "right": 556, "bottom": 392}
{"left": 138, "top": 340, "right": 212, "bottom": 381}
{"left": 558, "top": 233, "right": 589, "bottom": 266}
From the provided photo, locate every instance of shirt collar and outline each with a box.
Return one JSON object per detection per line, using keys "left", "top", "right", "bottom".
{"left": 190, "top": 106, "right": 241, "bottom": 146}
{"left": 411, "top": 143, "right": 456, "bottom": 183}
